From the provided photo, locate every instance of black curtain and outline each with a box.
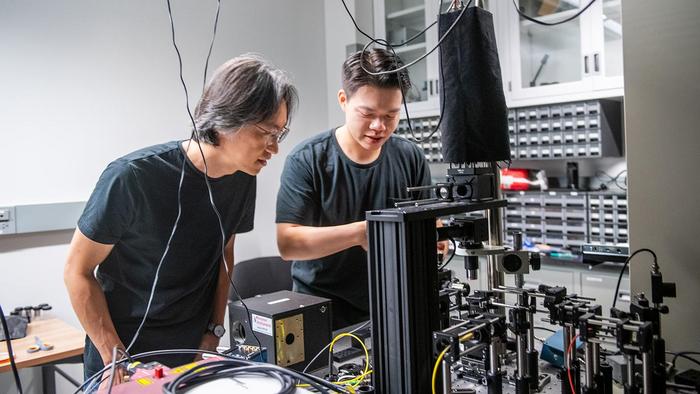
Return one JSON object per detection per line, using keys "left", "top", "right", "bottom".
{"left": 438, "top": 6, "right": 510, "bottom": 163}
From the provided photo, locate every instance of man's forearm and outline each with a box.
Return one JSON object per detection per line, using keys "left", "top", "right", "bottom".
{"left": 65, "top": 272, "right": 123, "bottom": 363}
{"left": 210, "top": 251, "right": 233, "bottom": 326}
{"left": 277, "top": 221, "right": 366, "bottom": 261}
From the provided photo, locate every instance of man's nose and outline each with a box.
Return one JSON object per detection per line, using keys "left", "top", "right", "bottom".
{"left": 369, "top": 117, "right": 387, "bottom": 132}
{"left": 266, "top": 138, "right": 279, "bottom": 154}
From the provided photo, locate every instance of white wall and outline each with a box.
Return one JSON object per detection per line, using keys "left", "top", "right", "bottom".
{"left": 622, "top": 1, "right": 700, "bottom": 366}
{"left": 0, "top": 1, "right": 327, "bottom": 392}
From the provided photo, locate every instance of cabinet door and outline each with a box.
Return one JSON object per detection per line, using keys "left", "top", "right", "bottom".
{"left": 507, "top": 0, "right": 594, "bottom": 100}
{"left": 588, "top": 0, "right": 624, "bottom": 90}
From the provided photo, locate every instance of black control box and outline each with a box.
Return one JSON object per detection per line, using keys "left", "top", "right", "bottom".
{"left": 228, "top": 290, "right": 332, "bottom": 371}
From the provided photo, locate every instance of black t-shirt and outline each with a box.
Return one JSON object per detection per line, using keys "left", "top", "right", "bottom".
{"left": 276, "top": 129, "right": 431, "bottom": 328}
{"left": 78, "top": 141, "right": 255, "bottom": 365}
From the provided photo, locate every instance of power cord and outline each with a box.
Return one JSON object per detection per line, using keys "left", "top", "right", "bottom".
{"left": 0, "top": 304, "right": 23, "bottom": 394}
{"left": 163, "top": 0, "right": 263, "bottom": 354}
{"left": 595, "top": 169, "right": 627, "bottom": 191}
{"left": 511, "top": 0, "right": 597, "bottom": 26}
{"left": 340, "top": 0, "right": 471, "bottom": 143}
{"left": 612, "top": 248, "right": 658, "bottom": 309}
{"left": 438, "top": 237, "right": 457, "bottom": 270}
{"left": 75, "top": 348, "right": 349, "bottom": 394}
{"left": 668, "top": 351, "right": 700, "bottom": 370}
{"left": 302, "top": 320, "right": 371, "bottom": 374}
{"left": 123, "top": 0, "right": 262, "bottom": 361}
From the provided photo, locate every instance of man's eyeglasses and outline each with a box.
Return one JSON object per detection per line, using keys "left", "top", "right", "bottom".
{"left": 253, "top": 123, "right": 290, "bottom": 144}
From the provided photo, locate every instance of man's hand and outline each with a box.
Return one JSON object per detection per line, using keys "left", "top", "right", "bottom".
{"left": 437, "top": 240, "right": 450, "bottom": 262}
{"left": 195, "top": 332, "right": 221, "bottom": 361}
{"left": 98, "top": 364, "right": 126, "bottom": 391}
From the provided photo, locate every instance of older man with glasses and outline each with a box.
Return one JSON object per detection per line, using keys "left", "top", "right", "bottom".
{"left": 64, "top": 54, "right": 298, "bottom": 391}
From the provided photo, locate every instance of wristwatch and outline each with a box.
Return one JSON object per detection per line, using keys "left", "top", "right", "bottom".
{"left": 207, "top": 322, "right": 226, "bottom": 338}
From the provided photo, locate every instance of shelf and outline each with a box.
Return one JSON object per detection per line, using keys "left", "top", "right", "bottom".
{"left": 386, "top": 4, "right": 425, "bottom": 20}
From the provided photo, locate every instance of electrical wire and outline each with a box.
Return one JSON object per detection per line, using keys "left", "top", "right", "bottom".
{"left": 511, "top": 0, "right": 597, "bottom": 26}
{"left": 302, "top": 320, "right": 370, "bottom": 374}
{"left": 0, "top": 304, "right": 23, "bottom": 394}
{"left": 106, "top": 346, "right": 119, "bottom": 394}
{"left": 326, "top": 332, "right": 371, "bottom": 388}
{"left": 164, "top": 0, "right": 263, "bottom": 353}
{"left": 668, "top": 351, "right": 700, "bottom": 369}
{"left": 438, "top": 237, "right": 457, "bottom": 270}
{"left": 357, "top": 2, "right": 470, "bottom": 142}
{"left": 566, "top": 334, "right": 580, "bottom": 394}
{"left": 355, "top": 1, "right": 472, "bottom": 76}
{"left": 612, "top": 248, "right": 658, "bottom": 309}
{"left": 666, "top": 381, "right": 700, "bottom": 393}
{"left": 75, "top": 348, "right": 348, "bottom": 394}
{"left": 431, "top": 332, "right": 474, "bottom": 394}
{"left": 202, "top": 0, "right": 221, "bottom": 91}
{"left": 595, "top": 169, "right": 627, "bottom": 191}
{"left": 340, "top": 0, "right": 471, "bottom": 143}
{"left": 431, "top": 346, "right": 451, "bottom": 394}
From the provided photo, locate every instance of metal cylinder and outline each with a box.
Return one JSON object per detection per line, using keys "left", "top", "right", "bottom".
{"left": 563, "top": 326, "right": 572, "bottom": 370}
{"left": 517, "top": 334, "right": 527, "bottom": 378}
{"left": 592, "top": 343, "right": 600, "bottom": 373}
{"left": 642, "top": 352, "right": 652, "bottom": 394}
{"left": 488, "top": 338, "right": 502, "bottom": 394}
{"left": 626, "top": 354, "right": 635, "bottom": 388}
{"left": 600, "top": 362, "right": 613, "bottom": 394}
{"left": 526, "top": 309, "right": 535, "bottom": 353}
{"left": 528, "top": 350, "right": 540, "bottom": 391}
{"left": 466, "top": 255, "right": 479, "bottom": 280}
{"left": 487, "top": 162, "right": 505, "bottom": 300}
{"left": 490, "top": 340, "right": 500, "bottom": 374}
{"left": 515, "top": 273, "right": 525, "bottom": 289}
{"left": 442, "top": 359, "right": 452, "bottom": 394}
{"left": 584, "top": 343, "right": 595, "bottom": 389}
{"left": 513, "top": 231, "right": 523, "bottom": 250}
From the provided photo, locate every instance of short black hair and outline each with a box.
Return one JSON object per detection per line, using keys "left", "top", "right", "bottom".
{"left": 342, "top": 48, "right": 411, "bottom": 98}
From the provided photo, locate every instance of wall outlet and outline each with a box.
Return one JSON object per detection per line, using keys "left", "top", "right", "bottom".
{"left": 0, "top": 207, "right": 16, "bottom": 234}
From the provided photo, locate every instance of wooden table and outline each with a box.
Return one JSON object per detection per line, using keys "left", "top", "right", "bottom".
{"left": 1, "top": 318, "right": 85, "bottom": 393}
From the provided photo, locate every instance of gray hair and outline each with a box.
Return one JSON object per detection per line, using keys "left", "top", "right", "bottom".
{"left": 193, "top": 54, "right": 298, "bottom": 145}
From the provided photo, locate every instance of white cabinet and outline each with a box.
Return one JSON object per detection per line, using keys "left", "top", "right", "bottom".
{"left": 370, "top": 0, "right": 623, "bottom": 113}
{"left": 502, "top": 0, "right": 624, "bottom": 106}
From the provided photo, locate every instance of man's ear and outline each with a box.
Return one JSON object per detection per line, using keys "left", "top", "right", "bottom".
{"left": 338, "top": 89, "right": 348, "bottom": 111}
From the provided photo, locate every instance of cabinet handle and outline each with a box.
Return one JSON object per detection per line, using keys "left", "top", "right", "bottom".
{"left": 594, "top": 53, "right": 600, "bottom": 73}
{"left": 584, "top": 55, "right": 590, "bottom": 74}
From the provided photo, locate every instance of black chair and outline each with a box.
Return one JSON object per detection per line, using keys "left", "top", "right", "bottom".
{"left": 228, "top": 256, "right": 292, "bottom": 300}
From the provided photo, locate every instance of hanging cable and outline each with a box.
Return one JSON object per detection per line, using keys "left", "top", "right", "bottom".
{"left": 612, "top": 248, "right": 657, "bottom": 309}
{"left": 124, "top": 0, "right": 262, "bottom": 357}
{"left": 0, "top": 304, "right": 23, "bottom": 394}
{"left": 162, "top": 0, "right": 264, "bottom": 353}
{"left": 340, "top": 0, "right": 472, "bottom": 143}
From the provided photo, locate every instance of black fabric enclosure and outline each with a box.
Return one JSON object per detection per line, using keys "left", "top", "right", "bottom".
{"left": 438, "top": 6, "right": 510, "bottom": 163}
